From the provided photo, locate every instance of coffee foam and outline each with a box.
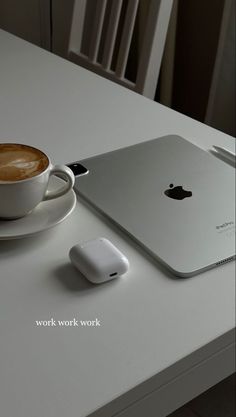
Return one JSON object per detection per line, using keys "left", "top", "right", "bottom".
{"left": 0, "top": 144, "right": 49, "bottom": 181}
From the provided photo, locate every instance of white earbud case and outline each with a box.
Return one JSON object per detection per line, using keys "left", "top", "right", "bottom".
{"left": 69, "top": 238, "right": 129, "bottom": 284}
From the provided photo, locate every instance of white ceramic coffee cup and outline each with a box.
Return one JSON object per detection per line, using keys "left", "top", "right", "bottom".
{"left": 0, "top": 148, "right": 75, "bottom": 219}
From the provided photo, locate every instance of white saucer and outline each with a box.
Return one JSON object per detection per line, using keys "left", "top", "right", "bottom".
{"left": 0, "top": 176, "right": 76, "bottom": 240}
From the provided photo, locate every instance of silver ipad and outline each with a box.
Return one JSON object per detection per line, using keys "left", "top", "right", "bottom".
{"left": 72, "top": 135, "right": 235, "bottom": 277}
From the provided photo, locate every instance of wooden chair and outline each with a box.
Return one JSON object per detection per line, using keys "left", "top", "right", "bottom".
{"left": 67, "top": 0, "right": 173, "bottom": 99}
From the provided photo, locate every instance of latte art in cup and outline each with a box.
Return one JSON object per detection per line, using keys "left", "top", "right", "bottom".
{"left": 0, "top": 142, "right": 75, "bottom": 219}
{"left": 0, "top": 144, "right": 49, "bottom": 181}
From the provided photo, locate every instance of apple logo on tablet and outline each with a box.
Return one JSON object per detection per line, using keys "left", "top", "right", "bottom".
{"left": 164, "top": 184, "right": 192, "bottom": 200}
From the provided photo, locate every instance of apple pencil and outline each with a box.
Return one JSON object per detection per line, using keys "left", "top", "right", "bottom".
{"left": 213, "top": 146, "right": 236, "bottom": 164}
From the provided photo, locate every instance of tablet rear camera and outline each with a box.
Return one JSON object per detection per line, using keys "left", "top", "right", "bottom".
{"left": 67, "top": 163, "right": 88, "bottom": 176}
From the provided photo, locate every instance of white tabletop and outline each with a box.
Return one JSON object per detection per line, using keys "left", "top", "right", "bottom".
{"left": 0, "top": 30, "right": 235, "bottom": 417}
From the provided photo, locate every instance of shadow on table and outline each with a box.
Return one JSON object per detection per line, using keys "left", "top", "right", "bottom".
{"left": 53, "top": 262, "right": 120, "bottom": 293}
{"left": 53, "top": 262, "right": 92, "bottom": 291}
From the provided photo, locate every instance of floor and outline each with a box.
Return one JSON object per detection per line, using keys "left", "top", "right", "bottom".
{"left": 168, "top": 373, "right": 235, "bottom": 417}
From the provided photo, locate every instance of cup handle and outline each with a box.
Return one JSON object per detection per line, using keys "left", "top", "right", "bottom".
{"left": 43, "top": 165, "right": 75, "bottom": 201}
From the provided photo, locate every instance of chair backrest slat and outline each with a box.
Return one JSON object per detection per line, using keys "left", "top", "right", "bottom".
{"left": 101, "top": 0, "right": 123, "bottom": 70}
{"left": 69, "top": 0, "right": 87, "bottom": 52}
{"left": 115, "top": 0, "right": 139, "bottom": 79}
{"left": 88, "top": 0, "right": 108, "bottom": 62}
{"left": 136, "top": 0, "right": 173, "bottom": 98}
